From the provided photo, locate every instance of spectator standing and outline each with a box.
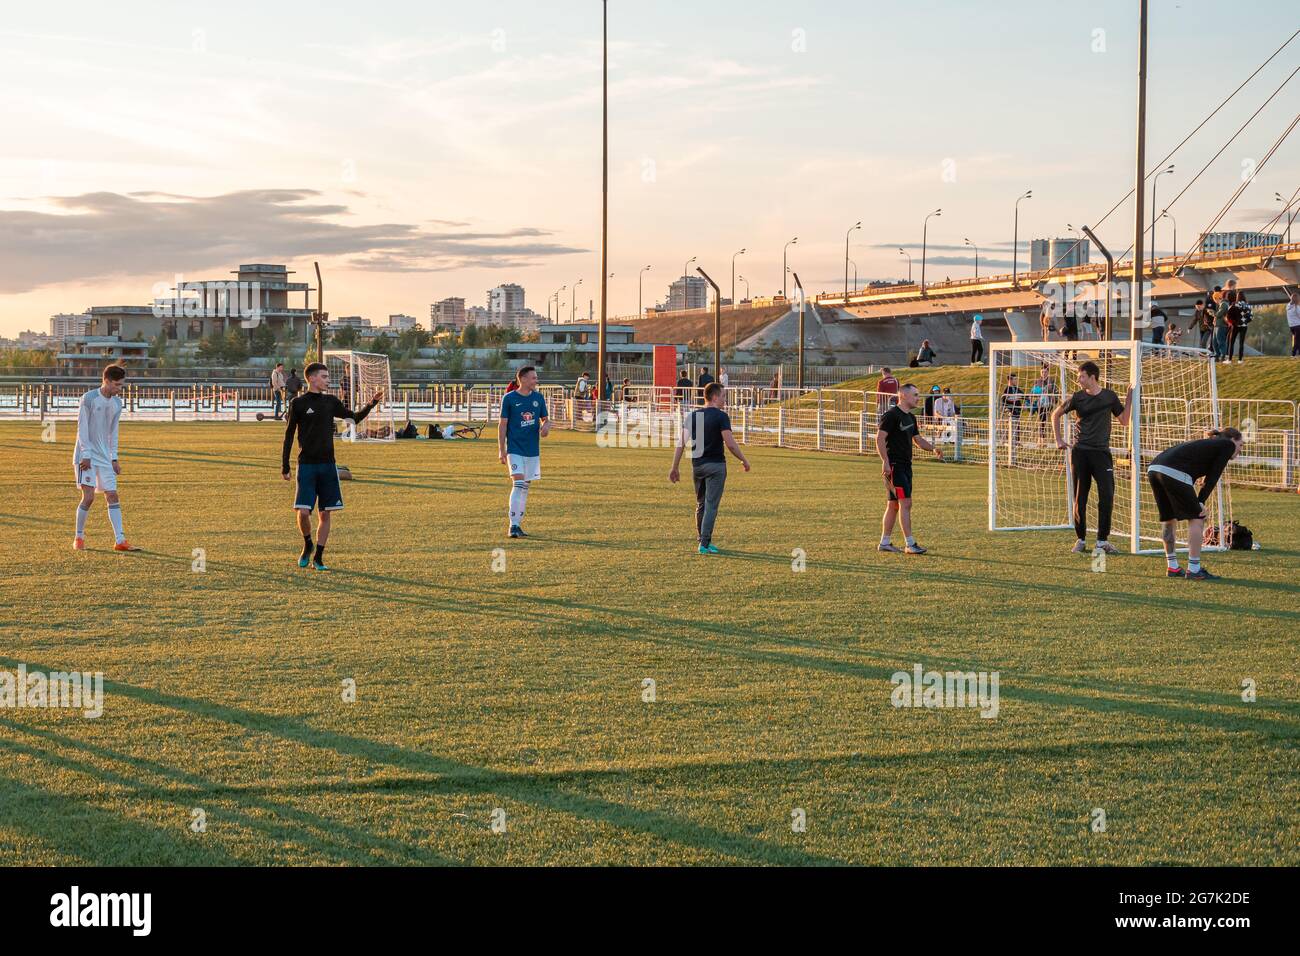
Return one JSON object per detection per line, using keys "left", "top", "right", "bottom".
{"left": 876, "top": 367, "right": 899, "bottom": 414}
{"left": 675, "top": 369, "right": 693, "bottom": 406}
{"left": 1288, "top": 290, "right": 1300, "bottom": 356}
{"left": 1213, "top": 291, "right": 1234, "bottom": 362}
{"left": 1149, "top": 305, "right": 1167, "bottom": 345}
{"left": 697, "top": 367, "right": 715, "bottom": 390}
{"left": 1228, "top": 293, "right": 1251, "bottom": 363}
{"left": 719, "top": 367, "right": 730, "bottom": 389}
{"left": 284, "top": 368, "right": 303, "bottom": 400}
{"left": 1039, "top": 300, "right": 1055, "bottom": 340}
{"left": 970, "top": 315, "right": 985, "bottom": 365}
{"left": 924, "top": 385, "right": 940, "bottom": 417}
{"left": 271, "top": 361, "right": 287, "bottom": 419}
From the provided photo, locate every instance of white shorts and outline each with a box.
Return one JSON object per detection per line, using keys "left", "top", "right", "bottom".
{"left": 507, "top": 454, "right": 541, "bottom": 481}
{"left": 75, "top": 462, "right": 117, "bottom": 492}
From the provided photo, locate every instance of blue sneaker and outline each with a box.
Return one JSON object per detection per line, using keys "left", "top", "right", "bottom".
{"left": 698, "top": 544, "right": 720, "bottom": 555}
{"left": 298, "top": 555, "right": 310, "bottom": 568}
{"left": 311, "top": 560, "right": 330, "bottom": 572}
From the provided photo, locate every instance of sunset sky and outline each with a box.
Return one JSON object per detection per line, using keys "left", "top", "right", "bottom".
{"left": 2, "top": 0, "right": 1298, "bottom": 335}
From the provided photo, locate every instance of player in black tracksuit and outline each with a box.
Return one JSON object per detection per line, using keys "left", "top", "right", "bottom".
{"left": 1051, "top": 360, "right": 1133, "bottom": 556}
{"left": 1147, "top": 429, "right": 1243, "bottom": 580}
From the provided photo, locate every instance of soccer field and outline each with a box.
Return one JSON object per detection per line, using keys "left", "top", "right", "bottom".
{"left": 1, "top": 420, "right": 1297, "bottom": 866}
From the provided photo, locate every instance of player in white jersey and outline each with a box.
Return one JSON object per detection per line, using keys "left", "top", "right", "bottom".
{"left": 72, "top": 364, "right": 135, "bottom": 552}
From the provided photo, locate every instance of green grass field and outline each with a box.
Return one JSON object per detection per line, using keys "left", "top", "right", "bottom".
{"left": 1, "top": 421, "right": 1297, "bottom": 866}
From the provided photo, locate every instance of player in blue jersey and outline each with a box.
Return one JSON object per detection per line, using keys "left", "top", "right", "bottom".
{"left": 498, "top": 366, "right": 550, "bottom": 538}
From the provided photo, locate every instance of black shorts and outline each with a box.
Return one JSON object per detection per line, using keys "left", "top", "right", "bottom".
{"left": 1147, "top": 470, "right": 1203, "bottom": 522}
{"left": 886, "top": 461, "right": 913, "bottom": 501}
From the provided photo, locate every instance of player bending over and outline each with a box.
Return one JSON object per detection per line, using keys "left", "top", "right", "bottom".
{"left": 877, "top": 383, "right": 943, "bottom": 554}
{"left": 72, "top": 364, "right": 136, "bottom": 552}
{"left": 1147, "top": 427, "right": 1242, "bottom": 580}
{"left": 1052, "top": 360, "right": 1132, "bottom": 556}
{"left": 498, "top": 365, "right": 550, "bottom": 539}
{"left": 280, "top": 362, "right": 382, "bottom": 570}
{"left": 668, "top": 381, "right": 751, "bottom": 554}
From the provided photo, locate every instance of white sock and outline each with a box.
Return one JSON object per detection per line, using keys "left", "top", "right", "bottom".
{"left": 1166, "top": 553, "right": 1180, "bottom": 571}
{"left": 509, "top": 480, "right": 529, "bottom": 526}
{"left": 107, "top": 502, "right": 125, "bottom": 543}
{"left": 76, "top": 504, "right": 89, "bottom": 537}
{"left": 1188, "top": 556, "right": 1201, "bottom": 573}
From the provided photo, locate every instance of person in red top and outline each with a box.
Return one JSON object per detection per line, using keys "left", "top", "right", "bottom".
{"left": 876, "top": 367, "right": 899, "bottom": 415}
{"left": 506, "top": 379, "right": 519, "bottom": 393}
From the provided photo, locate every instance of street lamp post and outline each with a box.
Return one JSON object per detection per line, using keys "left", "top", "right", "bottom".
{"left": 1159, "top": 211, "right": 1177, "bottom": 258}
{"left": 570, "top": 278, "right": 583, "bottom": 323}
{"left": 551, "top": 286, "right": 565, "bottom": 323}
{"left": 845, "top": 221, "right": 861, "bottom": 300}
{"left": 682, "top": 256, "right": 697, "bottom": 311}
{"left": 783, "top": 238, "right": 798, "bottom": 299}
{"left": 737, "top": 275, "right": 749, "bottom": 300}
{"left": 731, "top": 248, "right": 745, "bottom": 311}
{"left": 963, "top": 238, "right": 979, "bottom": 278}
{"left": 847, "top": 259, "right": 858, "bottom": 292}
{"left": 1013, "top": 189, "right": 1032, "bottom": 287}
{"left": 638, "top": 265, "right": 651, "bottom": 317}
{"left": 920, "top": 208, "right": 941, "bottom": 293}
{"left": 1151, "top": 164, "right": 1174, "bottom": 268}
{"left": 898, "top": 247, "right": 912, "bottom": 282}
{"left": 1277, "top": 193, "right": 1295, "bottom": 244}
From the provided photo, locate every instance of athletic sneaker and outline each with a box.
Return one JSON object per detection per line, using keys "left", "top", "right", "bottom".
{"left": 509, "top": 525, "right": 528, "bottom": 539}
{"left": 1166, "top": 567, "right": 1186, "bottom": 578}
{"left": 298, "top": 555, "right": 310, "bottom": 569}
{"left": 72, "top": 537, "right": 85, "bottom": 551}
{"left": 698, "top": 544, "right": 720, "bottom": 555}
{"left": 905, "top": 542, "right": 928, "bottom": 555}
{"left": 1185, "top": 567, "right": 1219, "bottom": 580}
{"left": 311, "top": 560, "right": 331, "bottom": 572}
{"left": 878, "top": 542, "right": 903, "bottom": 553}
{"left": 1071, "top": 539, "right": 1087, "bottom": 553}
{"left": 1094, "top": 541, "right": 1119, "bottom": 555}
{"left": 113, "top": 541, "right": 137, "bottom": 552}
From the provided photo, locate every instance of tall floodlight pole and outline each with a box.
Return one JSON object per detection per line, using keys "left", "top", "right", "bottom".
{"left": 697, "top": 266, "right": 721, "bottom": 378}
{"left": 783, "top": 238, "right": 798, "bottom": 299}
{"left": 845, "top": 221, "right": 861, "bottom": 300}
{"left": 570, "top": 278, "right": 583, "bottom": 323}
{"left": 920, "top": 209, "right": 941, "bottom": 293}
{"left": 1012, "top": 190, "right": 1032, "bottom": 287}
{"left": 596, "top": 0, "right": 609, "bottom": 405}
{"left": 964, "top": 238, "right": 979, "bottom": 277}
{"left": 1277, "top": 193, "right": 1295, "bottom": 244}
{"left": 898, "top": 247, "right": 912, "bottom": 282}
{"left": 1151, "top": 164, "right": 1174, "bottom": 268}
{"left": 731, "top": 248, "right": 745, "bottom": 310}
{"left": 1132, "top": 0, "right": 1149, "bottom": 338}
{"left": 792, "top": 272, "right": 806, "bottom": 389}
{"left": 638, "top": 265, "right": 651, "bottom": 317}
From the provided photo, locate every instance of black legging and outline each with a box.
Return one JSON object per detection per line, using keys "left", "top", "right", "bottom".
{"left": 1227, "top": 324, "right": 1246, "bottom": 361}
{"left": 971, "top": 339, "right": 984, "bottom": 364}
{"left": 1071, "top": 447, "right": 1115, "bottom": 542}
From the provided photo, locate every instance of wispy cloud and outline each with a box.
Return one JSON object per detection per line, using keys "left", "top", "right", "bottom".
{"left": 0, "top": 189, "right": 585, "bottom": 293}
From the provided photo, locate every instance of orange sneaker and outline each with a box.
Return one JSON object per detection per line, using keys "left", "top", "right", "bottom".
{"left": 113, "top": 541, "right": 137, "bottom": 552}
{"left": 73, "top": 537, "right": 86, "bottom": 551}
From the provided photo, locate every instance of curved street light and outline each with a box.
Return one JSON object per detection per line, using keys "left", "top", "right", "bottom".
{"left": 783, "top": 238, "right": 798, "bottom": 299}
{"left": 731, "top": 248, "right": 746, "bottom": 310}
{"left": 898, "top": 247, "right": 912, "bottom": 283}
{"left": 638, "top": 265, "right": 651, "bottom": 317}
{"left": 1013, "top": 189, "right": 1032, "bottom": 286}
{"left": 963, "top": 237, "right": 979, "bottom": 278}
{"left": 845, "top": 221, "right": 862, "bottom": 300}
{"left": 920, "top": 208, "right": 941, "bottom": 292}
{"left": 1152, "top": 164, "right": 1175, "bottom": 266}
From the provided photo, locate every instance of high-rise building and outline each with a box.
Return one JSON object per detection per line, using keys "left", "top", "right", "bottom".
{"left": 387, "top": 314, "right": 417, "bottom": 331}
{"left": 1200, "top": 231, "right": 1282, "bottom": 255}
{"left": 430, "top": 297, "right": 466, "bottom": 331}
{"left": 50, "top": 313, "right": 90, "bottom": 338}
{"left": 1030, "top": 238, "right": 1089, "bottom": 271}
{"left": 665, "top": 275, "right": 707, "bottom": 311}
{"left": 466, "top": 305, "right": 492, "bottom": 327}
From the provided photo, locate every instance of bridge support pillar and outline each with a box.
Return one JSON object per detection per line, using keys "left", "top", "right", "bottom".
{"left": 1004, "top": 310, "right": 1041, "bottom": 367}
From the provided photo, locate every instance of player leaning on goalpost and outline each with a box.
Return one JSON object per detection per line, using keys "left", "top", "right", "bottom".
{"left": 1147, "top": 427, "right": 1242, "bottom": 580}
{"left": 280, "top": 362, "right": 382, "bottom": 571}
{"left": 876, "top": 383, "right": 943, "bottom": 554}
{"left": 1051, "top": 360, "right": 1133, "bottom": 556}
{"left": 72, "top": 364, "right": 136, "bottom": 552}
{"left": 498, "top": 365, "right": 550, "bottom": 539}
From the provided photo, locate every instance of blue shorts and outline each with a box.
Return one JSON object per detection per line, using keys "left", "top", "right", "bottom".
{"left": 295, "top": 463, "right": 344, "bottom": 512}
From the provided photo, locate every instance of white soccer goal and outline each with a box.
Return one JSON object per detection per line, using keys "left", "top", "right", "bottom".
{"left": 988, "top": 340, "right": 1230, "bottom": 554}
{"left": 323, "top": 350, "right": 396, "bottom": 442}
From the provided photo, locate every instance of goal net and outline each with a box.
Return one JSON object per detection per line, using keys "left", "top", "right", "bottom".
{"left": 988, "top": 341, "right": 1230, "bottom": 554}
{"left": 323, "top": 350, "right": 395, "bottom": 442}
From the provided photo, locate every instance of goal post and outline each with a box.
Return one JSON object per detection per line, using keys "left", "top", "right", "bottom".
{"left": 323, "top": 350, "right": 396, "bottom": 442}
{"left": 988, "top": 340, "right": 1229, "bottom": 554}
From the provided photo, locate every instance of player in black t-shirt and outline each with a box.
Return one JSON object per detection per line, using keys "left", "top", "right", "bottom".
{"left": 1051, "top": 360, "right": 1132, "bottom": 556}
{"left": 1146, "top": 428, "right": 1242, "bottom": 580}
{"left": 876, "top": 383, "right": 943, "bottom": 554}
{"left": 668, "top": 382, "right": 750, "bottom": 554}
{"left": 281, "top": 362, "right": 382, "bottom": 570}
